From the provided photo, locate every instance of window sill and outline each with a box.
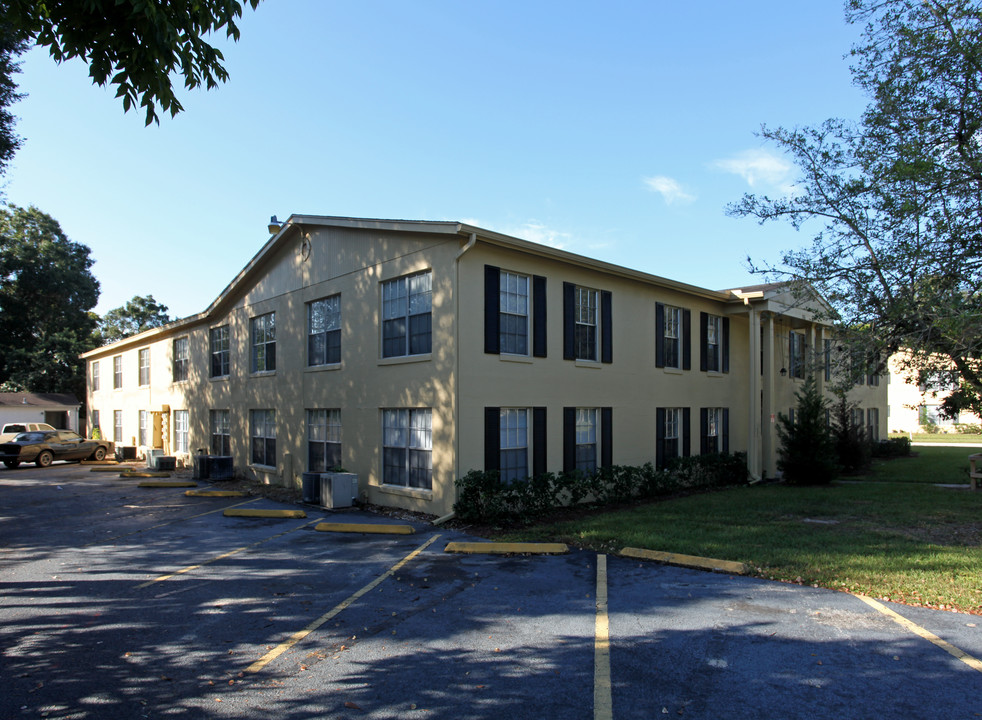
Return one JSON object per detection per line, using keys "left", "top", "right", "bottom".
{"left": 249, "top": 371, "right": 277, "bottom": 379}
{"left": 378, "top": 353, "right": 432, "bottom": 367}
{"left": 500, "top": 354, "right": 533, "bottom": 365}
{"left": 378, "top": 484, "right": 433, "bottom": 500}
{"left": 574, "top": 359, "right": 602, "bottom": 369}
{"left": 662, "top": 366, "right": 683, "bottom": 375}
{"left": 705, "top": 370, "right": 725, "bottom": 378}
{"left": 250, "top": 463, "right": 277, "bottom": 473}
{"left": 208, "top": 375, "right": 230, "bottom": 383}
{"left": 306, "top": 362, "right": 343, "bottom": 373}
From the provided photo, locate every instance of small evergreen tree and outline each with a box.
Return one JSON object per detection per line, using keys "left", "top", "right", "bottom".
{"left": 776, "top": 376, "right": 837, "bottom": 485}
{"left": 830, "top": 391, "right": 872, "bottom": 473}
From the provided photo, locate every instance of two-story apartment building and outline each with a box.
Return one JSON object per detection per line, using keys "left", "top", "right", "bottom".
{"left": 82, "top": 215, "right": 887, "bottom": 516}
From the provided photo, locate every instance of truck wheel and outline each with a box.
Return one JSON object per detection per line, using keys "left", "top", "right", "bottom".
{"left": 36, "top": 451, "right": 53, "bottom": 468}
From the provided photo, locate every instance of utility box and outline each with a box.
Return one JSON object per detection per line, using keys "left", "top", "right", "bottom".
{"left": 116, "top": 445, "right": 137, "bottom": 461}
{"left": 192, "top": 454, "right": 210, "bottom": 480}
{"left": 145, "top": 449, "right": 163, "bottom": 469}
{"left": 209, "top": 456, "right": 234, "bottom": 480}
{"left": 320, "top": 472, "right": 358, "bottom": 509}
{"left": 157, "top": 456, "right": 176, "bottom": 471}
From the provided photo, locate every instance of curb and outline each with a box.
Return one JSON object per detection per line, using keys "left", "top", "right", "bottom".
{"left": 444, "top": 541, "right": 568, "bottom": 555}
{"left": 138, "top": 480, "right": 197, "bottom": 488}
{"left": 224, "top": 508, "right": 307, "bottom": 519}
{"left": 185, "top": 489, "right": 248, "bottom": 497}
{"left": 122, "top": 471, "right": 172, "bottom": 478}
{"left": 315, "top": 522, "right": 414, "bottom": 535}
{"left": 620, "top": 547, "right": 747, "bottom": 575}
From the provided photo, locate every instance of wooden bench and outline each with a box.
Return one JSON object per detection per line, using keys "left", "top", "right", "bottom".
{"left": 970, "top": 453, "right": 982, "bottom": 491}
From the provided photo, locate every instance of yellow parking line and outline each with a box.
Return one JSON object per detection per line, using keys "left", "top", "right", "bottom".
{"left": 854, "top": 594, "right": 982, "bottom": 674}
{"left": 81, "top": 498, "right": 260, "bottom": 548}
{"left": 135, "top": 519, "right": 317, "bottom": 589}
{"left": 594, "top": 554, "right": 613, "bottom": 720}
{"left": 245, "top": 534, "right": 441, "bottom": 674}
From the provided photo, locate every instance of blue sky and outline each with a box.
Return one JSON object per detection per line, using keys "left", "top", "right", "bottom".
{"left": 3, "top": 1, "right": 868, "bottom": 320}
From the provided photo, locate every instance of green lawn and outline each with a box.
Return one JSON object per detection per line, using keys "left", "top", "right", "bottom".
{"left": 890, "top": 432, "right": 982, "bottom": 444}
{"left": 503, "top": 447, "right": 982, "bottom": 614}
{"left": 868, "top": 445, "right": 976, "bottom": 483}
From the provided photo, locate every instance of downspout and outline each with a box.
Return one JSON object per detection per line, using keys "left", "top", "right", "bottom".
{"left": 446, "top": 232, "right": 477, "bottom": 522}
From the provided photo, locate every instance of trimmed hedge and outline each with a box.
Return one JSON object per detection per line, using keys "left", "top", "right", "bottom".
{"left": 454, "top": 452, "right": 748, "bottom": 524}
{"left": 871, "top": 436, "right": 912, "bottom": 458}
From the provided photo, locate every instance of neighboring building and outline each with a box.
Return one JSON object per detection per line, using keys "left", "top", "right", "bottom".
{"left": 887, "top": 353, "right": 982, "bottom": 433}
{"left": 81, "top": 216, "right": 887, "bottom": 516}
{"left": 0, "top": 393, "right": 80, "bottom": 432}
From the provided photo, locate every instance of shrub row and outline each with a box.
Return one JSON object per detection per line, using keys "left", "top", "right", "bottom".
{"left": 871, "top": 436, "right": 912, "bottom": 458}
{"left": 453, "top": 452, "right": 748, "bottom": 525}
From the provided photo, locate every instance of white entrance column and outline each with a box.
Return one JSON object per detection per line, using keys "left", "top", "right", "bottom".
{"left": 762, "top": 313, "right": 776, "bottom": 478}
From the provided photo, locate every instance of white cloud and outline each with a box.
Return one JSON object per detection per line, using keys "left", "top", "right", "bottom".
{"left": 643, "top": 175, "right": 696, "bottom": 205}
{"left": 504, "top": 221, "right": 571, "bottom": 249}
{"left": 714, "top": 149, "right": 795, "bottom": 193}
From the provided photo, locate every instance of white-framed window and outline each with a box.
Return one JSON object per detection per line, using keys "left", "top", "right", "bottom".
{"left": 113, "top": 410, "right": 123, "bottom": 444}
{"left": 499, "top": 408, "right": 528, "bottom": 483}
{"left": 174, "top": 410, "right": 189, "bottom": 454}
{"left": 701, "top": 407, "right": 726, "bottom": 454}
{"left": 251, "top": 313, "right": 276, "bottom": 373}
{"left": 382, "top": 408, "right": 432, "bottom": 489}
{"left": 867, "top": 408, "right": 880, "bottom": 442}
{"left": 308, "top": 296, "right": 341, "bottom": 366}
{"left": 382, "top": 271, "right": 432, "bottom": 358}
{"left": 851, "top": 408, "right": 864, "bottom": 437}
{"left": 575, "top": 408, "right": 598, "bottom": 474}
{"left": 138, "top": 348, "right": 150, "bottom": 386}
{"left": 250, "top": 409, "right": 276, "bottom": 466}
{"left": 307, "top": 409, "right": 342, "bottom": 471}
{"left": 210, "top": 325, "right": 230, "bottom": 378}
{"left": 658, "top": 407, "right": 682, "bottom": 469}
{"left": 663, "top": 305, "right": 682, "bottom": 369}
{"left": 113, "top": 355, "right": 123, "bottom": 389}
{"left": 91, "top": 409, "right": 100, "bottom": 436}
{"left": 499, "top": 272, "right": 529, "bottom": 356}
{"left": 790, "top": 332, "right": 805, "bottom": 379}
{"left": 173, "top": 337, "right": 189, "bottom": 382}
{"left": 92, "top": 361, "right": 100, "bottom": 391}
{"left": 706, "top": 315, "right": 722, "bottom": 372}
{"left": 138, "top": 410, "right": 148, "bottom": 447}
{"left": 574, "top": 286, "right": 598, "bottom": 361}
{"left": 210, "top": 409, "right": 231, "bottom": 456}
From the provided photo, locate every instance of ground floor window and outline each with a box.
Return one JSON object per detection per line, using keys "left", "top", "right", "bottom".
{"left": 174, "top": 410, "right": 189, "bottom": 454}
{"left": 574, "top": 408, "right": 598, "bottom": 474}
{"left": 139, "top": 410, "right": 148, "bottom": 447}
{"left": 499, "top": 408, "right": 528, "bottom": 483}
{"left": 700, "top": 407, "right": 729, "bottom": 454}
{"left": 308, "top": 408, "right": 342, "bottom": 471}
{"left": 656, "top": 407, "right": 689, "bottom": 470}
{"left": 250, "top": 409, "right": 276, "bottom": 467}
{"left": 210, "top": 410, "right": 231, "bottom": 456}
{"left": 382, "top": 408, "right": 432, "bottom": 489}
{"left": 866, "top": 408, "right": 880, "bottom": 442}
{"left": 92, "top": 410, "right": 100, "bottom": 438}
{"left": 114, "top": 410, "right": 123, "bottom": 444}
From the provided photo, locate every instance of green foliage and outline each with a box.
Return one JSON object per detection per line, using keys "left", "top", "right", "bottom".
{"left": 453, "top": 454, "right": 748, "bottom": 525}
{"left": 2, "top": 0, "right": 262, "bottom": 126}
{"left": 776, "top": 376, "right": 838, "bottom": 484}
{"left": 0, "top": 205, "right": 99, "bottom": 396}
{"left": 0, "top": 14, "right": 27, "bottom": 183}
{"left": 97, "top": 294, "right": 171, "bottom": 344}
{"left": 871, "top": 436, "right": 911, "bottom": 458}
{"left": 830, "top": 391, "right": 872, "bottom": 473}
{"left": 727, "top": 0, "right": 982, "bottom": 419}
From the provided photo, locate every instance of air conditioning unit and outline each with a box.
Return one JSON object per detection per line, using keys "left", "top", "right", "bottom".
{"left": 319, "top": 472, "right": 358, "bottom": 509}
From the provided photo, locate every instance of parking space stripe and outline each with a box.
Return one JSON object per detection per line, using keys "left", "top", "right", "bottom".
{"left": 135, "top": 518, "right": 318, "bottom": 589}
{"left": 81, "top": 497, "right": 260, "bottom": 548}
{"left": 854, "top": 594, "right": 982, "bottom": 674}
{"left": 245, "top": 533, "right": 442, "bottom": 675}
{"left": 595, "top": 553, "right": 613, "bottom": 720}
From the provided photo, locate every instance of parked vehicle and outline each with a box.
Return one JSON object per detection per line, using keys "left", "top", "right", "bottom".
{"left": 0, "top": 430, "right": 110, "bottom": 468}
{"left": 0, "top": 422, "right": 56, "bottom": 443}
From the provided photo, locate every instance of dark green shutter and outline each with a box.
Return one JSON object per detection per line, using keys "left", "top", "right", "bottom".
{"left": 533, "top": 275, "right": 547, "bottom": 358}
{"left": 484, "top": 407, "right": 500, "bottom": 471}
{"left": 484, "top": 266, "right": 500, "bottom": 354}
{"left": 533, "top": 407, "right": 547, "bottom": 476}
{"left": 563, "top": 407, "right": 576, "bottom": 472}
{"left": 601, "top": 291, "right": 612, "bottom": 364}
{"left": 655, "top": 303, "right": 665, "bottom": 368}
{"left": 601, "top": 407, "right": 613, "bottom": 468}
{"left": 562, "top": 282, "right": 575, "bottom": 360}
{"left": 682, "top": 309, "right": 691, "bottom": 370}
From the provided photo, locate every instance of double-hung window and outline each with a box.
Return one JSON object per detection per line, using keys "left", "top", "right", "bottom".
{"left": 656, "top": 407, "right": 689, "bottom": 470}
{"left": 499, "top": 273, "right": 529, "bottom": 355}
{"left": 499, "top": 408, "right": 528, "bottom": 483}
{"left": 382, "top": 271, "right": 432, "bottom": 358}
{"left": 705, "top": 315, "right": 721, "bottom": 372}
{"left": 574, "top": 408, "right": 598, "bottom": 474}
{"left": 173, "top": 337, "right": 189, "bottom": 382}
{"left": 174, "top": 410, "right": 189, "bottom": 454}
{"left": 790, "top": 332, "right": 805, "bottom": 379}
{"left": 210, "top": 325, "right": 230, "bottom": 378}
{"left": 663, "top": 305, "right": 682, "bottom": 368}
{"left": 210, "top": 410, "right": 231, "bottom": 456}
{"left": 113, "top": 410, "right": 123, "bottom": 444}
{"left": 308, "top": 296, "right": 341, "bottom": 366}
{"left": 382, "top": 408, "right": 432, "bottom": 489}
{"left": 138, "top": 349, "right": 150, "bottom": 386}
{"left": 92, "top": 361, "right": 100, "bottom": 391}
{"left": 574, "top": 286, "right": 598, "bottom": 361}
{"left": 866, "top": 408, "right": 880, "bottom": 442}
{"left": 113, "top": 355, "right": 123, "bottom": 389}
{"left": 138, "top": 410, "right": 148, "bottom": 447}
{"left": 307, "top": 409, "right": 342, "bottom": 471}
{"left": 700, "top": 312, "right": 729, "bottom": 373}
{"left": 251, "top": 313, "right": 276, "bottom": 373}
{"left": 655, "top": 303, "right": 688, "bottom": 370}
{"left": 700, "top": 407, "right": 729, "bottom": 454}
{"left": 250, "top": 409, "right": 276, "bottom": 466}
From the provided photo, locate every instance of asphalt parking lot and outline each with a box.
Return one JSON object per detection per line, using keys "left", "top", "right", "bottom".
{"left": 1, "top": 463, "right": 980, "bottom": 719}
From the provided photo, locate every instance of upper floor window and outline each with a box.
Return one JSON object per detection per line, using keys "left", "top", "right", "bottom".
{"left": 382, "top": 271, "right": 431, "bottom": 358}
{"left": 700, "top": 312, "right": 729, "bottom": 373}
{"left": 92, "top": 361, "right": 100, "bottom": 391}
{"left": 173, "top": 337, "right": 189, "bottom": 382}
{"left": 564, "top": 283, "right": 612, "bottom": 363}
{"left": 656, "top": 303, "right": 689, "bottom": 370}
{"left": 499, "top": 272, "right": 529, "bottom": 356}
{"left": 113, "top": 355, "right": 123, "bottom": 389}
{"left": 790, "top": 332, "right": 805, "bottom": 379}
{"left": 210, "top": 325, "right": 230, "bottom": 378}
{"left": 663, "top": 305, "right": 682, "bottom": 368}
{"left": 138, "top": 348, "right": 150, "bottom": 386}
{"left": 574, "top": 286, "right": 598, "bottom": 361}
{"left": 308, "top": 296, "right": 341, "bottom": 366}
{"left": 251, "top": 313, "right": 276, "bottom": 373}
